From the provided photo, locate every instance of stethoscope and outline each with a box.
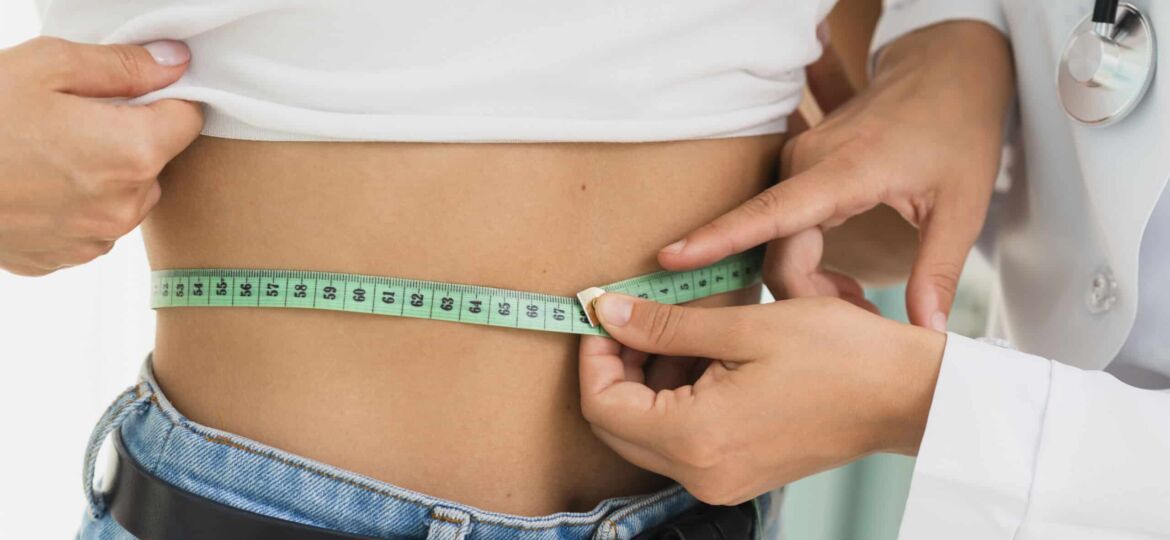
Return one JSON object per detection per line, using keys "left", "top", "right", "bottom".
{"left": 1059, "top": 0, "right": 1157, "bottom": 126}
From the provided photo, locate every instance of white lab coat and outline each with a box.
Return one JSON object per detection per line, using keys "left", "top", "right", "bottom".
{"left": 872, "top": 1, "right": 1170, "bottom": 538}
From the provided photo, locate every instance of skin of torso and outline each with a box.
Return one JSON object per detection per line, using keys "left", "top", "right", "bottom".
{"left": 144, "top": 135, "right": 781, "bottom": 515}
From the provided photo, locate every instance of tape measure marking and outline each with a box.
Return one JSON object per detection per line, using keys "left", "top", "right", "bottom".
{"left": 151, "top": 250, "right": 762, "bottom": 336}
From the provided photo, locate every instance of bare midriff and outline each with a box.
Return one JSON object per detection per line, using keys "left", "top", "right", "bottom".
{"left": 144, "top": 135, "right": 781, "bottom": 516}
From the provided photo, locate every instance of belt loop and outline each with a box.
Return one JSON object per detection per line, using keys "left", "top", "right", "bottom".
{"left": 592, "top": 519, "right": 618, "bottom": 540}
{"left": 426, "top": 506, "right": 473, "bottom": 540}
{"left": 83, "top": 384, "right": 153, "bottom": 518}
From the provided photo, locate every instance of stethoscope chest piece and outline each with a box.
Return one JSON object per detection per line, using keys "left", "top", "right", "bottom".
{"left": 1059, "top": 2, "right": 1156, "bottom": 126}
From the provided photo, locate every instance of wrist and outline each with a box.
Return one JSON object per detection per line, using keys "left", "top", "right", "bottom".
{"left": 877, "top": 325, "right": 946, "bottom": 456}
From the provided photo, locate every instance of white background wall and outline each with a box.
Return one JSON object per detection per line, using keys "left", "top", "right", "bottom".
{"left": 0, "top": 3, "right": 157, "bottom": 537}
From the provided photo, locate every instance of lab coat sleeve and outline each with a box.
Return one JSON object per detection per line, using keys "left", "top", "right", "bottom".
{"left": 871, "top": 0, "right": 1007, "bottom": 60}
{"left": 899, "top": 333, "right": 1170, "bottom": 539}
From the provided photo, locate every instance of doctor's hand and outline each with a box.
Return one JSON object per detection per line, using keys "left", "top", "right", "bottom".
{"left": 0, "top": 37, "right": 202, "bottom": 276}
{"left": 579, "top": 293, "right": 945, "bottom": 505}
{"left": 657, "top": 21, "right": 1015, "bottom": 330}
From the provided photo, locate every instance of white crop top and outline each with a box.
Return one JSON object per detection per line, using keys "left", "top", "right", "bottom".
{"left": 39, "top": 0, "right": 835, "bottom": 143}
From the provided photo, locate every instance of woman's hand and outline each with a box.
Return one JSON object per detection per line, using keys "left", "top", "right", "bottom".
{"left": 578, "top": 293, "right": 945, "bottom": 505}
{"left": 657, "top": 21, "right": 1015, "bottom": 330}
{"left": 0, "top": 37, "right": 202, "bottom": 276}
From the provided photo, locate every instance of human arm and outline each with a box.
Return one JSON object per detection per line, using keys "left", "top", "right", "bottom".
{"left": 899, "top": 335, "right": 1170, "bottom": 539}
{"left": 578, "top": 293, "right": 1170, "bottom": 538}
{"left": 0, "top": 37, "right": 202, "bottom": 276}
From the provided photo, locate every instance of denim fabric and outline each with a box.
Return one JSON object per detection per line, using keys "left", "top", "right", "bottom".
{"left": 78, "top": 358, "right": 784, "bottom": 539}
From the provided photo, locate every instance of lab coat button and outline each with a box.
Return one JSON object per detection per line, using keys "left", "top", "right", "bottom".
{"left": 1086, "top": 268, "right": 1118, "bottom": 315}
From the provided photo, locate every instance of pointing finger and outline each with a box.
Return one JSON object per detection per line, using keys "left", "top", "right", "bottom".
{"left": 657, "top": 159, "right": 876, "bottom": 271}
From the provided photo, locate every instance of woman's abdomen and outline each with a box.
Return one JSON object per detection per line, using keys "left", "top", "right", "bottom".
{"left": 144, "top": 135, "right": 780, "bottom": 515}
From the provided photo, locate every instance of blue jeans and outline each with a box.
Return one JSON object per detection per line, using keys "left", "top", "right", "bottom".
{"left": 78, "top": 359, "right": 784, "bottom": 539}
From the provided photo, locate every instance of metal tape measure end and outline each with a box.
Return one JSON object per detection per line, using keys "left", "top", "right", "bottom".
{"left": 576, "top": 287, "right": 607, "bottom": 327}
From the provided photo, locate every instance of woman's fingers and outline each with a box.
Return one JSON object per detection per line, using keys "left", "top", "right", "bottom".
{"left": 130, "top": 99, "right": 206, "bottom": 161}
{"left": 73, "top": 97, "right": 203, "bottom": 172}
{"left": 579, "top": 294, "right": 777, "bottom": 450}
{"left": 591, "top": 423, "right": 740, "bottom": 502}
{"left": 589, "top": 425, "right": 676, "bottom": 477}
{"left": 29, "top": 38, "right": 191, "bottom": 98}
{"left": 0, "top": 37, "right": 203, "bottom": 276}
{"left": 580, "top": 329, "right": 774, "bottom": 507}
{"left": 578, "top": 334, "right": 698, "bottom": 448}
{"left": 578, "top": 335, "right": 626, "bottom": 396}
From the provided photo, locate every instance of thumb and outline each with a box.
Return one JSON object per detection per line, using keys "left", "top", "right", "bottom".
{"left": 45, "top": 38, "right": 190, "bottom": 98}
{"left": 905, "top": 205, "right": 980, "bottom": 332}
{"left": 593, "top": 294, "right": 763, "bottom": 360}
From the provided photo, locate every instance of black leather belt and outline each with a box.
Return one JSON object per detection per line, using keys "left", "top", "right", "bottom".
{"left": 107, "top": 434, "right": 754, "bottom": 540}
{"left": 630, "top": 501, "right": 756, "bottom": 540}
{"left": 108, "top": 434, "right": 385, "bottom": 540}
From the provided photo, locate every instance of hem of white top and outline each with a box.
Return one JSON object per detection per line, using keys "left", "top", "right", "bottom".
{"left": 199, "top": 110, "right": 790, "bottom": 144}
{"left": 130, "top": 88, "right": 794, "bottom": 143}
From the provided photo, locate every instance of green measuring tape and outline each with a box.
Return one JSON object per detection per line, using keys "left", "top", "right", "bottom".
{"left": 150, "top": 250, "right": 762, "bottom": 336}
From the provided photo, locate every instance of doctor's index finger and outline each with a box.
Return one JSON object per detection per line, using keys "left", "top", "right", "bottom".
{"left": 657, "top": 158, "right": 876, "bottom": 270}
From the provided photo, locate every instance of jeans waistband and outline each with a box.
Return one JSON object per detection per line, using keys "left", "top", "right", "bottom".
{"left": 83, "top": 356, "right": 760, "bottom": 540}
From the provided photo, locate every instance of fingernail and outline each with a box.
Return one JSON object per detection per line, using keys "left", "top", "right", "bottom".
{"left": 930, "top": 312, "right": 948, "bottom": 332}
{"left": 597, "top": 295, "right": 633, "bottom": 327}
{"left": 660, "top": 239, "right": 687, "bottom": 255}
{"left": 143, "top": 40, "right": 190, "bottom": 66}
